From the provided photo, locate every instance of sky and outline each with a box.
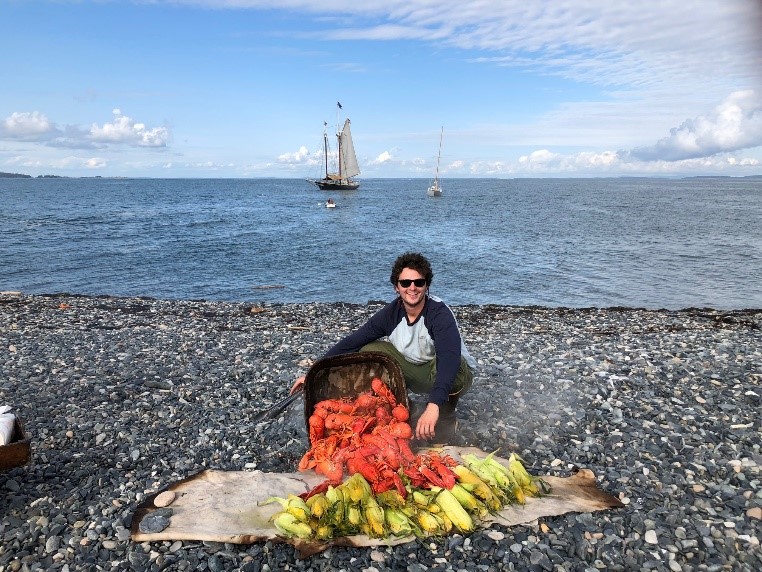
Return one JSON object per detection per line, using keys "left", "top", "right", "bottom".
{"left": 2, "top": 0, "right": 762, "bottom": 179}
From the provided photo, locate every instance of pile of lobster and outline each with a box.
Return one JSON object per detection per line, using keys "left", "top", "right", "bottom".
{"left": 298, "top": 377, "right": 458, "bottom": 498}
{"left": 270, "top": 378, "right": 551, "bottom": 540}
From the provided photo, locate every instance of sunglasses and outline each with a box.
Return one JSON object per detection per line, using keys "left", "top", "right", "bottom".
{"left": 398, "top": 278, "right": 427, "bottom": 288}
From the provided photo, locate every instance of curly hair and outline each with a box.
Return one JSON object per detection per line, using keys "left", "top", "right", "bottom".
{"left": 389, "top": 252, "right": 434, "bottom": 286}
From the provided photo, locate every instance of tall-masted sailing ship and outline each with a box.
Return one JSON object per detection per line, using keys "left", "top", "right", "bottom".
{"left": 310, "top": 102, "right": 360, "bottom": 191}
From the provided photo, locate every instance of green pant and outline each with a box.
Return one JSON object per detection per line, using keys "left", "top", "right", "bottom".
{"left": 360, "top": 340, "right": 473, "bottom": 400}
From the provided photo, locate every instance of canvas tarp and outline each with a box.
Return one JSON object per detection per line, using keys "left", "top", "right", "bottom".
{"left": 131, "top": 446, "right": 624, "bottom": 557}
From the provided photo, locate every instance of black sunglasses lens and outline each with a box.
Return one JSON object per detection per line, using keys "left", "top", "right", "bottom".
{"left": 399, "top": 279, "right": 426, "bottom": 287}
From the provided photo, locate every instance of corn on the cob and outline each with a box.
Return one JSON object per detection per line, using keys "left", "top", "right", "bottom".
{"left": 415, "top": 509, "right": 444, "bottom": 535}
{"left": 480, "top": 452, "right": 517, "bottom": 490}
{"left": 313, "top": 521, "right": 334, "bottom": 540}
{"left": 507, "top": 453, "right": 546, "bottom": 497}
{"left": 411, "top": 490, "right": 432, "bottom": 507}
{"left": 262, "top": 494, "right": 311, "bottom": 522}
{"left": 341, "top": 473, "right": 367, "bottom": 503}
{"left": 507, "top": 454, "right": 531, "bottom": 487}
{"left": 376, "top": 489, "right": 406, "bottom": 509}
{"left": 273, "top": 512, "right": 313, "bottom": 539}
{"left": 325, "top": 486, "right": 345, "bottom": 527}
{"left": 306, "top": 493, "right": 329, "bottom": 519}
{"left": 450, "top": 483, "right": 488, "bottom": 517}
{"left": 362, "top": 496, "right": 386, "bottom": 538}
{"left": 430, "top": 487, "right": 474, "bottom": 533}
{"left": 439, "top": 513, "right": 454, "bottom": 533}
{"left": 513, "top": 484, "right": 526, "bottom": 505}
{"left": 451, "top": 464, "right": 502, "bottom": 511}
{"left": 346, "top": 504, "right": 362, "bottom": 527}
{"left": 385, "top": 508, "right": 414, "bottom": 536}
{"left": 426, "top": 501, "right": 442, "bottom": 514}
{"left": 463, "top": 453, "right": 518, "bottom": 504}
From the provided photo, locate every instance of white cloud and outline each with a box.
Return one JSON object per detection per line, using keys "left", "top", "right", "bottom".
{"left": 518, "top": 149, "right": 559, "bottom": 168}
{"left": 508, "top": 146, "right": 760, "bottom": 177}
{"left": 0, "top": 109, "right": 171, "bottom": 150}
{"left": 90, "top": 109, "right": 170, "bottom": 148}
{"left": 627, "top": 90, "right": 762, "bottom": 161}
{"left": 183, "top": 161, "right": 236, "bottom": 170}
{"left": 85, "top": 157, "right": 107, "bottom": 169}
{"left": 193, "top": 1, "right": 760, "bottom": 96}
{"left": 0, "top": 111, "right": 58, "bottom": 141}
{"left": 277, "top": 145, "right": 311, "bottom": 164}
{"left": 371, "top": 150, "right": 393, "bottom": 165}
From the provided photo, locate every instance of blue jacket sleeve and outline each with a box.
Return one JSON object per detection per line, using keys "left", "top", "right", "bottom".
{"left": 323, "top": 302, "right": 397, "bottom": 358}
{"left": 427, "top": 304, "right": 463, "bottom": 405}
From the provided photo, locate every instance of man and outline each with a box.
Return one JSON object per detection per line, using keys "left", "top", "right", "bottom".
{"left": 290, "top": 252, "right": 475, "bottom": 443}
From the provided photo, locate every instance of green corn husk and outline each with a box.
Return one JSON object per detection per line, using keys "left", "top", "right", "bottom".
{"left": 325, "top": 486, "right": 346, "bottom": 527}
{"left": 463, "top": 451, "right": 551, "bottom": 505}
{"left": 362, "top": 496, "right": 387, "bottom": 538}
{"left": 262, "top": 494, "right": 311, "bottom": 522}
{"left": 273, "top": 512, "right": 313, "bottom": 539}
{"left": 346, "top": 504, "right": 363, "bottom": 527}
{"left": 306, "top": 493, "right": 329, "bottom": 520}
{"left": 376, "top": 489, "right": 406, "bottom": 509}
{"left": 384, "top": 507, "right": 415, "bottom": 536}
{"left": 341, "top": 473, "right": 368, "bottom": 503}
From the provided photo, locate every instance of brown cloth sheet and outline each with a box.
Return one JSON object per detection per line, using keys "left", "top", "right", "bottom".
{"left": 131, "top": 446, "right": 624, "bottom": 557}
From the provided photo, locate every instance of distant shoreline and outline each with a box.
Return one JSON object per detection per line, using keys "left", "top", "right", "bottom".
{"left": 3, "top": 171, "right": 762, "bottom": 181}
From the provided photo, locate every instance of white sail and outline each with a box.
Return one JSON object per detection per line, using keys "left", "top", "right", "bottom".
{"left": 339, "top": 119, "right": 360, "bottom": 179}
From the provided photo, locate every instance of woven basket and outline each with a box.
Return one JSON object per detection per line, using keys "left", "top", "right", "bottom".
{"left": 303, "top": 352, "right": 407, "bottom": 435}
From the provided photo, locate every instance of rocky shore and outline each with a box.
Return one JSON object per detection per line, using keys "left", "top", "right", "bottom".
{"left": 1, "top": 293, "right": 760, "bottom": 572}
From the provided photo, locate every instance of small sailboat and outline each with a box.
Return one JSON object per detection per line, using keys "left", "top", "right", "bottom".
{"left": 310, "top": 102, "right": 360, "bottom": 191}
{"left": 427, "top": 126, "right": 444, "bottom": 197}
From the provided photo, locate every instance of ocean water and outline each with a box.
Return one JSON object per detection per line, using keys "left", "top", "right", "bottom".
{"left": 1, "top": 177, "right": 760, "bottom": 309}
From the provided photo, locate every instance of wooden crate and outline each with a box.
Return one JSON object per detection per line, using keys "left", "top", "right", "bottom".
{"left": 0, "top": 416, "right": 31, "bottom": 471}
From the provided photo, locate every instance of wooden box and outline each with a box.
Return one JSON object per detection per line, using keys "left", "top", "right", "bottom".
{"left": 0, "top": 416, "right": 31, "bottom": 471}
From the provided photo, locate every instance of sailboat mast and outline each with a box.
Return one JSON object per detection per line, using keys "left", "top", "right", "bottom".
{"left": 323, "top": 123, "right": 329, "bottom": 179}
{"left": 336, "top": 102, "right": 343, "bottom": 179}
{"left": 435, "top": 126, "right": 443, "bottom": 182}
{"left": 338, "top": 130, "right": 343, "bottom": 179}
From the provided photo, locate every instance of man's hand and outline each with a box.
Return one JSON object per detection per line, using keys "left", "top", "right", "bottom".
{"left": 415, "top": 403, "right": 440, "bottom": 440}
{"left": 290, "top": 375, "right": 305, "bottom": 395}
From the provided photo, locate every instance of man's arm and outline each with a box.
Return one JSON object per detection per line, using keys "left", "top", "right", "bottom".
{"left": 427, "top": 304, "right": 463, "bottom": 405}
{"left": 323, "top": 303, "right": 397, "bottom": 358}
{"left": 290, "top": 302, "right": 397, "bottom": 394}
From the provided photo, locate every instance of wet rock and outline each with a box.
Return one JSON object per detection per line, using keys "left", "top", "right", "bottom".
{"left": 138, "top": 514, "right": 171, "bottom": 534}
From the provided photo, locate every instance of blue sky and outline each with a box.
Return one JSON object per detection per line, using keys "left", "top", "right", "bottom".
{"left": 2, "top": 0, "right": 762, "bottom": 178}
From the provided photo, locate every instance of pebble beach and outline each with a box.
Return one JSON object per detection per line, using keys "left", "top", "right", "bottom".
{"left": 1, "top": 293, "right": 760, "bottom": 572}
